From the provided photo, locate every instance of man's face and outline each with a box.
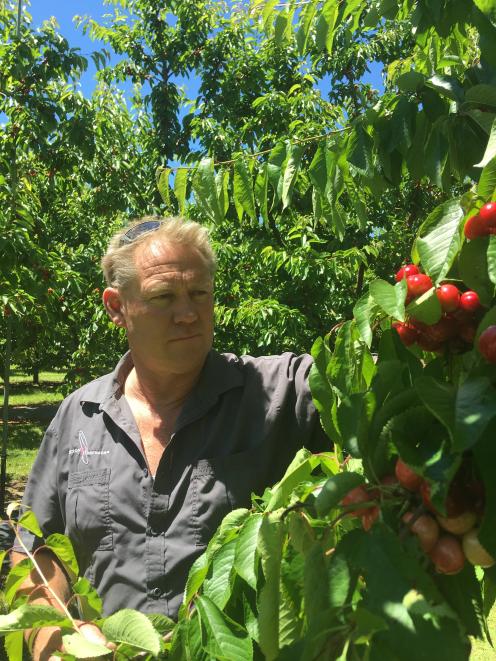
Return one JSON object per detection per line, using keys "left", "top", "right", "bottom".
{"left": 112, "top": 239, "right": 214, "bottom": 376}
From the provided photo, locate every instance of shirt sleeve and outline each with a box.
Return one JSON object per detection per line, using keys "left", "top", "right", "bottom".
{"left": 13, "top": 422, "right": 65, "bottom": 554}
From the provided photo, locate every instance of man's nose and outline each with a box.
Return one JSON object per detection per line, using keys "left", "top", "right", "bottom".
{"left": 173, "top": 297, "right": 198, "bottom": 324}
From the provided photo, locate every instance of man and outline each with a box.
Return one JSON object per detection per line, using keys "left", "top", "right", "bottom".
{"left": 14, "top": 216, "right": 329, "bottom": 659}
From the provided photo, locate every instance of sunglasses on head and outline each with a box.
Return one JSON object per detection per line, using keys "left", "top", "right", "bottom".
{"left": 119, "top": 220, "right": 163, "bottom": 246}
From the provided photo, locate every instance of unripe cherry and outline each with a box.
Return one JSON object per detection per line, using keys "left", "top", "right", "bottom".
{"left": 340, "top": 485, "right": 371, "bottom": 516}
{"left": 462, "top": 529, "right": 495, "bottom": 568}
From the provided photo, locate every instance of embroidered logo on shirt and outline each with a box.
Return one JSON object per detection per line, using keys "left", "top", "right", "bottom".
{"left": 69, "top": 431, "right": 110, "bottom": 464}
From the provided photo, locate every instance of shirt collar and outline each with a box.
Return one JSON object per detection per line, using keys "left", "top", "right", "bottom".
{"left": 80, "top": 349, "right": 244, "bottom": 411}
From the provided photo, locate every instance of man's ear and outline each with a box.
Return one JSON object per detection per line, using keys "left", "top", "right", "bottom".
{"left": 102, "top": 287, "right": 127, "bottom": 328}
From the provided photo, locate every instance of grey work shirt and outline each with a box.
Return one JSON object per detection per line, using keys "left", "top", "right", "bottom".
{"left": 19, "top": 349, "right": 329, "bottom": 619}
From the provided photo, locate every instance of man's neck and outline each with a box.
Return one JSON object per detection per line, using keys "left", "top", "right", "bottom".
{"left": 123, "top": 361, "right": 203, "bottom": 412}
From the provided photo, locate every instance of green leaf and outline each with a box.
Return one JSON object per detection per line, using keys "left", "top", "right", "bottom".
{"left": 183, "top": 551, "right": 209, "bottom": 607}
{"left": 62, "top": 632, "right": 111, "bottom": 658}
{"left": 146, "top": 613, "right": 176, "bottom": 635}
{"left": 426, "top": 75, "right": 463, "bottom": 103}
{"left": 45, "top": 533, "right": 79, "bottom": 581}
{"left": 234, "top": 513, "right": 263, "bottom": 590}
{"left": 101, "top": 609, "right": 161, "bottom": 656}
{"left": 477, "top": 156, "right": 496, "bottom": 199}
{"left": 315, "top": 471, "right": 364, "bottom": 517}
{"left": 4, "top": 632, "right": 23, "bottom": 661}
{"left": 321, "top": 0, "right": 340, "bottom": 54}
{"left": 327, "top": 321, "right": 375, "bottom": 395}
{"left": 348, "top": 124, "right": 373, "bottom": 174}
{"left": 424, "top": 125, "right": 448, "bottom": 189}
{"left": 465, "top": 84, "right": 496, "bottom": 110}
{"left": 18, "top": 510, "right": 43, "bottom": 538}
{"left": 433, "top": 565, "right": 485, "bottom": 638}
{"left": 475, "top": 118, "right": 496, "bottom": 167}
{"left": 415, "top": 375, "right": 496, "bottom": 452}
{"left": 196, "top": 595, "right": 253, "bottom": 661}
{"left": 396, "top": 71, "right": 426, "bottom": 93}
{"left": 4, "top": 558, "right": 33, "bottom": 605}
{"left": 73, "top": 577, "right": 103, "bottom": 620}
{"left": 369, "top": 279, "right": 407, "bottom": 321}
{"left": 473, "top": 0, "right": 496, "bottom": 25}
{"left": 255, "top": 162, "right": 269, "bottom": 225}
{"left": 216, "top": 168, "right": 230, "bottom": 218}
{"left": 282, "top": 143, "right": 303, "bottom": 210}
{"left": 174, "top": 168, "right": 189, "bottom": 215}
{"left": 415, "top": 198, "right": 464, "bottom": 284}
{"left": 308, "top": 143, "right": 328, "bottom": 194}
{"left": 296, "top": 0, "right": 318, "bottom": 54}
{"left": 0, "top": 604, "right": 70, "bottom": 633}
{"left": 474, "top": 427, "right": 496, "bottom": 557}
{"left": 279, "top": 574, "right": 301, "bottom": 648}
{"left": 458, "top": 236, "right": 495, "bottom": 305}
{"left": 405, "top": 287, "right": 442, "bottom": 324}
{"left": 488, "top": 236, "right": 496, "bottom": 285}
{"left": 309, "top": 336, "right": 340, "bottom": 442}
{"left": 234, "top": 155, "right": 256, "bottom": 221}
{"left": 304, "top": 544, "right": 330, "bottom": 631}
{"left": 266, "top": 449, "right": 319, "bottom": 510}
{"left": 203, "top": 537, "right": 237, "bottom": 609}
{"left": 353, "top": 292, "right": 381, "bottom": 347}
{"left": 192, "top": 158, "right": 224, "bottom": 224}
{"left": 267, "top": 142, "right": 287, "bottom": 201}
{"left": 257, "top": 513, "right": 284, "bottom": 660}
{"left": 156, "top": 167, "right": 171, "bottom": 207}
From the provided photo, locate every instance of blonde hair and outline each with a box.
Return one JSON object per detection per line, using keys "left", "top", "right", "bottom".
{"left": 101, "top": 215, "right": 217, "bottom": 290}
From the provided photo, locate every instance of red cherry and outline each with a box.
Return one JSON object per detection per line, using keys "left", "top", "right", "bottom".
{"left": 392, "top": 321, "right": 419, "bottom": 346}
{"left": 479, "top": 202, "right": 496, "bottom": 227}
{"left": 406, "top": 273, "right": 433, "bottom": 298}
{"left": 429, "top": 535, "right": 465, "bottom": 574}
{"left": 464, "top": 214, "right": 486, "bottom": 240}
{"left": 436, "top": 284, "right": 460, "bottom": 312}
{"left": 395, "top": 459, "right": 422, "bottom": 491}
{"left": 459, "top": 291, "right": 481, "bottom": 313}
{"left": 478, "top": 325, "right": 496, "bottom": 363}
{"left": 340, "top": 486, "right": 371, "bottom": 516}
{"left": 395, "top": 264, "right": 419, "bottom": 282}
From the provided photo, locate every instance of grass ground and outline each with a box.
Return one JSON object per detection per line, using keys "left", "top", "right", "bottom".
{"left": 1, "top": 371, "right": 495, "bottom": 657}
{"left": 1, "top": 370, "right": 64, "bottom": 482}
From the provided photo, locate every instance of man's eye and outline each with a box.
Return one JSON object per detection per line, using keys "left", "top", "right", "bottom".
{"left": 192, "top": 290, "right": 208, "bottom": 297}
{"left": 154, "top": 293, "right": 173, "bottom": 300}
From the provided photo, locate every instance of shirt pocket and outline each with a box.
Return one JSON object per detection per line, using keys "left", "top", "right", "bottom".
{"left": 191, "top": 450, "right": 265, "bottom": 547}
{"left": 66, "top": 468, "right": 113, "bottom": 552}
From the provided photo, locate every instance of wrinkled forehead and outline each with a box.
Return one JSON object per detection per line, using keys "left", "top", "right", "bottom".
{"left": 133, "top": 238, "right": 213, "bottom": 283}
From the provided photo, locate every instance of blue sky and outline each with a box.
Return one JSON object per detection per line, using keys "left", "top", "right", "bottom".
{"left": 28, "top": 0, "right": 128, "bottom": 96}
{"left": 26, "top": 1, "right": 383, "bottom": 102}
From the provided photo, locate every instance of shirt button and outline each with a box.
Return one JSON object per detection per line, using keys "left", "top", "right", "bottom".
{"left": 147, "top": 527, "right": 160, "bottom": 536}
{"left": 150, "top": 587, "right": 162, "bottom": 599}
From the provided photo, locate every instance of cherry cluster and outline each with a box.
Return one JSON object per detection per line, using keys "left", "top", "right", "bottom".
{"left": 340, "top": 458, "right": 493, "bottom": 575}
{"left": 392, "top": 265, "right": 483, "bottom": 354}
{"left": 464, "top": 201, "right": 496, "bottom": 239}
